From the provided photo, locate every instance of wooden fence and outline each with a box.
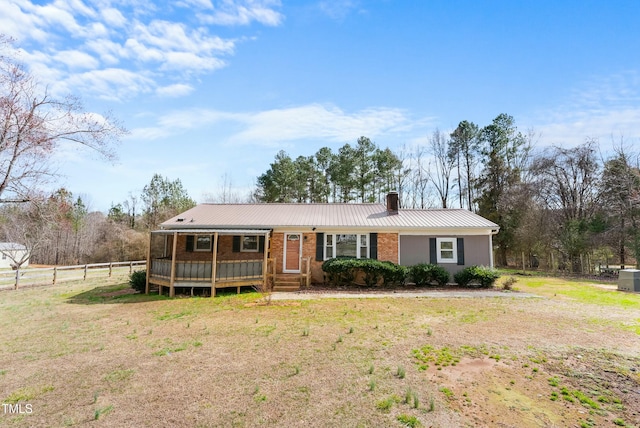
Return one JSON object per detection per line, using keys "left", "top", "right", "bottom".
{"left": 0, "top": 261, "right": 147, "bottom": 291}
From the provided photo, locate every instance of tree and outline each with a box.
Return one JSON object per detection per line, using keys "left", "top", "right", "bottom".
{"left": 0, "top": 35, "right": 126, "bottom": 201}
{"left": 428, "top": 129, "right": 455, "bottom": 208}
{"left": 476, "top": 114, "right": 532, "bottom": 266}
{"left": 141, "top": 174, "right": 196, "bottom": 229}
{"left": 352, "top": 136, "right": 377, "bottom": 202}
{"left": 531, "top": 141, "right": 601, "bottom": 272}
{"left": 449, "top": 121, "right": 480, "bottom": 211}
{"left": 329, "top": 144, "right": 357, "bottom": 202}
{"left": 600, "top": 144, "right": 640, "bottom": 268}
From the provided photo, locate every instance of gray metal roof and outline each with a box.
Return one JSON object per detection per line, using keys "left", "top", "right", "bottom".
{"left": 160, "top": 204, "right": 499, "bottom": 231}
{"left": 0, "top": 242, "right": 27, "bottom": 251}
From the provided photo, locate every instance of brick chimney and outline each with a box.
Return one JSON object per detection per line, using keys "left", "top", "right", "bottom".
{"left": 386, "top": 191, "right": 399, "bottom": 215}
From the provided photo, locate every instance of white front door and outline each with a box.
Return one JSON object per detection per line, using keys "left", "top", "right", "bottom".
{"left": 283, "top": 233, "right": 302, "bottom": 273}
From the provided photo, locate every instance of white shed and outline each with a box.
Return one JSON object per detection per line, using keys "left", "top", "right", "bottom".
{"left": 0, "top": 243, "right": 30, "bottom": 269}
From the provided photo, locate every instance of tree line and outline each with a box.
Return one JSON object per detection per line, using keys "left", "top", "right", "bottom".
{"left": 254, "top": 114, "right": 640, "bottom": 273}
{"left": 1, "top": 33, "right": 638, "bottom": 272}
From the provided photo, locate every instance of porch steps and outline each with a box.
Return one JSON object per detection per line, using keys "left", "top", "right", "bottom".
{"left": 273, "top": 274, "right": 301, "bottom": 292}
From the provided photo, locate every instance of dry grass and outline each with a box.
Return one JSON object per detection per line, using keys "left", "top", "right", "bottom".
{"left": 0, "top": 277, "right": 639, "bottom": 427}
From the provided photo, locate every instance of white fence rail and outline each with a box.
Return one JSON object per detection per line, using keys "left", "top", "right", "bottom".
{"left": 0, "top": 261, "right": 146, "bottom": 291}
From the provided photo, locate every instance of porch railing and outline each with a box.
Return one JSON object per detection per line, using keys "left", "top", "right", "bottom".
{"left": 150, "top": 259, "right": 263, "bottom": 282}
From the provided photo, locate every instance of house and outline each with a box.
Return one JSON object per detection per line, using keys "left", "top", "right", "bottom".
{"left": 146, "top": 192, "right": 499, "bottom": 297}
{"left": 0, "top": 242, "right": 30, "bottom": 269}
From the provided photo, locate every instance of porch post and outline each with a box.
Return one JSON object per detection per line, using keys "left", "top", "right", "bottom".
{"left": 262, "top": 231, "right": 270, "bottom": 290}
{"left": 169, "top": 231, "right": 178, "bottom": 298}
{"left": 489, "top": 233, "right": 495, "bottom": 268}
{"left": 211, "top": 232, "right": 219, "bottom": 298}
{"left": 145, "top": 232, "right": 152, "bottom": 294}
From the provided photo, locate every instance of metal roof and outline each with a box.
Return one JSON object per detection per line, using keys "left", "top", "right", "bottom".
{"left": 0, "top": 242, "right": 27, "bottom": 251}
{"left": 160, "top": 204, "right": 499, "bottom": 231}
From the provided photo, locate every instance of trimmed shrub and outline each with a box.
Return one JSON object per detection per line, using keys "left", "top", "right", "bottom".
{"left": 321, "top": 258, "right": 409, "bottom": 287}
{"left": 129, "top": 270, "right": 147, "bottom": 293}
{"left": 380, "top": 261, "right": 409, "bottom": 286}
{"left": 409, "top": 264, "right": 449, "bottom": 286}
{"left": 453, "top": 265, "right": 500, "bottom": 288}
{"left": 322, "top": 257, "right": 358, "bottom": 286}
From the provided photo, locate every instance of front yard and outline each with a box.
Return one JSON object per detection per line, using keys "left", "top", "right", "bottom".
{"left": 0, "top": 276, "right": 639, "bottom": 427}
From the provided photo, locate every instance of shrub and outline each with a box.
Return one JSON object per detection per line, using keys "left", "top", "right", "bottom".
{"left": 129, "top": 270, "right": 147, "bottom": 293}
{"left": 322, "top": 257, "right": 358, "bottom": 285}
{"left": 322, "top": 258, "right": 409, "bottom": 287}
{"left": 453, "top": 266, "right": 500, "bottom": 288}
{"left": 409, "top": 264, "right": 449, "bottom": 286}
{"left": 380, "top": 261, "right": 408, "bottom": 286}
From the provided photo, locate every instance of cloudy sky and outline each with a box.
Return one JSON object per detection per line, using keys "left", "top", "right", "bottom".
{"left": 3, "top": 0, "right": 640, "bottom": 211}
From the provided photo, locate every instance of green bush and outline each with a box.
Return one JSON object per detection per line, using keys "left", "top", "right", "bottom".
{"left": 322, "top": 257, "right": 358, "bottom": 286}
{"left": 129, "top": 270, "right": 147, "bottom": 293}
{"left": 380, "top": 261, "right": 408, "bottom": 286}
{"left": 453, "top": 266, "right": 500, "bottom": 288}
{"left": 409, "top": 264, "right": 450, "bottom": 286}
{"left": 322, "top": 258, "right": 409, "bottom": 287}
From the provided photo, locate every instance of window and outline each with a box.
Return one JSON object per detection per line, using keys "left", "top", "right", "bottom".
{"left": 325, "top": 233, "right": 369, "bottom": 259}
{"left": 436, "top": 237, "right": 457, "bottom": 263}
{"left": 195, "top": 235, "right": 212, "bottom": 251}
{"left": 241, "top": 235, "right": 258, "bottom": 252}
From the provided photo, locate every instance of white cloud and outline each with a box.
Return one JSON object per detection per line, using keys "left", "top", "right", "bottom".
{"left": 5, "top": 0, "right": 277, "bottom": 101}
{"left": 156, "top": 83, "right": 194, "bottom": 97}
{"left": 232, "top": 104, "right": 411, "bottom": 145}
{"left": 529, "top": 71, "right": 640, "bottom": 148}
{"left": 64, "top": 68, "right": 155, "bottom": 101}
{"left": 130, "top": 104, "right": 423, "bottom": 146}
{"left": 54, "top": 49, "right": 100, "bottom": 70}
{"left": 201, "top": 0, "right": 284, "bottom": 26}
{"left": 101, "top": 7, "right": 127, "bottom": 27}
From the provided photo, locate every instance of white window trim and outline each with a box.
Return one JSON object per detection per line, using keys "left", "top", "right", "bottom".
{"left": 194, "top": 235, "right": 212, "bottom": 252}
{"left": 436, "top": 237, "right": 457, "bottom": 264}
{"left": 240, "top": 235, "right": 259, "bottom": 252}
{"left": 324, "top": 233, "right": 369, "bottom": 260}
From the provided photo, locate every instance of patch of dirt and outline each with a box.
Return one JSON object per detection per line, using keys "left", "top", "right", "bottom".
{"left": 424, "top": 351, "right": 640, "bottom": 427}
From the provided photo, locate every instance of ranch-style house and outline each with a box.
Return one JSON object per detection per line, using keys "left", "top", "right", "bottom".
{"left": 145, "top": 192, "right": 499, "bottom": 297}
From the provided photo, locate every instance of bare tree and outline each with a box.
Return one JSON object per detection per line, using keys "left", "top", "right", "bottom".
{"left": 0, "top": 35, "right": 126, "bottom": 201}
{"left": 428, "top": 129, "right": 455, "bottom": 208}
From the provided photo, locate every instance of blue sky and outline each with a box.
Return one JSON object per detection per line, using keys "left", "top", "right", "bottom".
{"left": 3, "top": 0, "right": 640, "bottom": 211}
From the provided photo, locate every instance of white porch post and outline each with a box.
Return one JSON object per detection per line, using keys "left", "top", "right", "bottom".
{"left": 489, "top": 233, "right": 495, "bottom": 268}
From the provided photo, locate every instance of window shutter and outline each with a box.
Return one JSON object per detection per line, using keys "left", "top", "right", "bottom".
{"left": 315, "top": 233, "right": 324, "bottom": 261}
{"left": 457, "top": 238, "right": 465, "bottom": 265}
{"left": 258, "top": 235, "right": 265, "bottom": 253}
{"left": 369, "top": 233, "right": 378, "bottom": 260}
{"left": 232, "top": 236, "right": 241, "bottom": 252}
{"left": 429, "top": 238, "right": 437, "bottom": 264}
{"left": 186, "top": 235, "right": 194, "bottom": 252}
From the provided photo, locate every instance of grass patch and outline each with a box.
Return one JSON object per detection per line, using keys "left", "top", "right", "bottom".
{"left": 0, "top": 275, "right": 638, "bottom": 427}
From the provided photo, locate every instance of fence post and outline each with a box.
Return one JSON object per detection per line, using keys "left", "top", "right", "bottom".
{"left": 109, "top": 263, "right": 113, "bottom": 278}
{"left": 53, "top": 267, "right": 57, "bottom": 285}
{"left": 84, "top": 265, "right": 88, "bottom": 280}
{"left": 129, "top": 261, "right": 133, "bottom": 274}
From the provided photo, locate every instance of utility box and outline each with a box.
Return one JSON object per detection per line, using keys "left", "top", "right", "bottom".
{"left": 618, "top": 269, "right": 640, "bottom": 292}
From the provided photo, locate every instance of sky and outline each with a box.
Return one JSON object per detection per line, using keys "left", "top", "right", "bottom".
{"left": 3, "top": 0, "right": 640, "bottom": 212}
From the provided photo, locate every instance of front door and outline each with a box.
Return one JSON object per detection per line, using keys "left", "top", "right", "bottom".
{"left": 284, "top": 233, "right": 302, "bottom": 273}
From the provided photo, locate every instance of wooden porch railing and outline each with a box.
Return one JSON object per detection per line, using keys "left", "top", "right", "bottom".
{"left": 150, "top": 259, "right": 264, "bottom": 282}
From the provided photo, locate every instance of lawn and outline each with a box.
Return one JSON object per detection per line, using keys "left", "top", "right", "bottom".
{"left": 1, "top": 276, "right": 639, "bottom": 427}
